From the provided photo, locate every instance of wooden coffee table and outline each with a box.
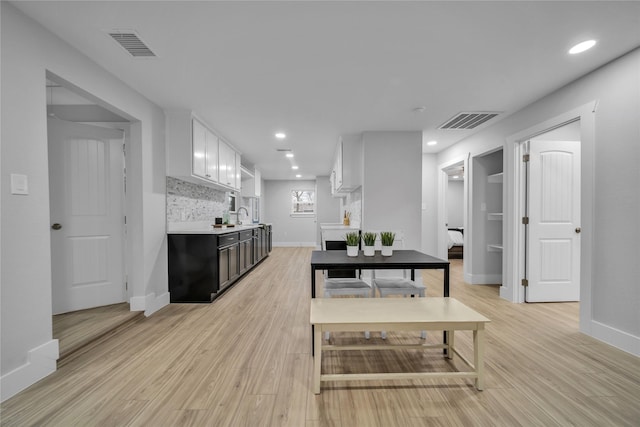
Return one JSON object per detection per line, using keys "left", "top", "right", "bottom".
{"left": 310, "top": 297, "right": 490, "bottom": 394}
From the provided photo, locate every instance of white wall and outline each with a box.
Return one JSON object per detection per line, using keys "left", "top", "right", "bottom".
{"left": 438, "top": 47, "right": 640, "bottom": 355}
{"left": 447, "top": 180, "right": 464, "bottom": 228}
{"left": 1, "top": 3, "right": 168, "bottom": 400}
{"left": 315, "top": 176, "right": 342, "bottom": 247}
{"left": 263, "top": 180, "right": 317, "bottom": 247}
{"left": 421, "top": 154, "right": 439, "bottom": 256}
{"left": 362, "top": 132, "right": 422, "bottom": 250}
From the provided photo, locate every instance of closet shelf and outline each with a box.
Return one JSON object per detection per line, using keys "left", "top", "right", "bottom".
{"left": 488, "top": 172, "right": 503, "bottom": 184}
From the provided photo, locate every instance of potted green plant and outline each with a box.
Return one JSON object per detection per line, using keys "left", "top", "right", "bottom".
{"left": 380, "top": 231, "right": 395, "bottom": 256}
{"left": 361, "top": 231, "right": 377, "bottom": 256}
{"left": 344, "top": 231, "right": 360, "bottom": 257}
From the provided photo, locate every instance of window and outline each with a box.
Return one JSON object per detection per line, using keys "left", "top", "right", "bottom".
{"left": 291, "top": 190, "right": 315, "bottom": 215}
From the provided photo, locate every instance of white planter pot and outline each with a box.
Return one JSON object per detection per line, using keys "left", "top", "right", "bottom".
{"left": 363, "top": 245, "right": 375, "bottom": 256}
{"left": 381, "top": 246, "right": 393, "bottom": 256}
{"left": 346, "top": 246, "right": 359, "bottom": 257}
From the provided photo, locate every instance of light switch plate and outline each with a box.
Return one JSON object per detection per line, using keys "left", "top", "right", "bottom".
{"left": 11, "top": 174, "right": 29, "bottom": 195}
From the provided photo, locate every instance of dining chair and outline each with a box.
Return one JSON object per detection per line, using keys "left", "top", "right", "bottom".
{"left": 322, "top": 278, "right": 374, "bottom": 340}
{"left": 370, "top": 232, "right": 427, "bottom": 339}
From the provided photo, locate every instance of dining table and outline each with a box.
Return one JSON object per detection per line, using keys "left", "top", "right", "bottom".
{"left": 309, "top": 249, "right": 450, "bottom": 354}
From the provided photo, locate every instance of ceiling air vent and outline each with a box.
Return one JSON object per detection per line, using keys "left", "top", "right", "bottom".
{"left": 107, "top": 30, "right": 156, "bottom": 57}
{"left": 439, "top": 112, "right": 500, "bottom": 130}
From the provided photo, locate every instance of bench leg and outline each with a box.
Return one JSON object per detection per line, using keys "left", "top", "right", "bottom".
{"left": 313, "top": 325, "right": 322, "bottom": 394}
{"left": 447, "top": 330, "right": 454, "bottom": 360}
{"left": 474, "top": 328, "right": 485, "bottom": 391}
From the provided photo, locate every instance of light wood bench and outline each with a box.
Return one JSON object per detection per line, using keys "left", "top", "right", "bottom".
{"left": 310, "top": 297, "right": 490, "bottom": 394}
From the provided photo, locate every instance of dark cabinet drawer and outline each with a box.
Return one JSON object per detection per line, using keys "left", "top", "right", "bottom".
{"left": 217, "top": 232, "right": 239, "bottom": 247}
{"left": 239, "top": 230, "right": 253, "bottom": 241}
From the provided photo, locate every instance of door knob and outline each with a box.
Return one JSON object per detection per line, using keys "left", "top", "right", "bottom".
{"left": 575, "top": 227, "right": 581, "bottom": 234}
{"left": 51, "top": 223, "right": 62, "bottom": 230}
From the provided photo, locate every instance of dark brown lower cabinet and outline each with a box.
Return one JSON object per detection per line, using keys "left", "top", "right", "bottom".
{"left": 168, "top": 228, "right": 270, "bottom": 303}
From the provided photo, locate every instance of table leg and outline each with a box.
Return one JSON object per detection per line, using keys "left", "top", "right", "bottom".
{"left": 311, "top": 267, "right": 316, "bottom": 356}
{"left": 474, "top": 327, "right": 485, "bottom": 391}
{"left": 313, "top": 325, "right": 322, "bottom": 394}
{"left": 443, "top": 265, "right": 450, "bottom": 355}
{"left": 447, "top": 330, "right": 454, "bottom": 360}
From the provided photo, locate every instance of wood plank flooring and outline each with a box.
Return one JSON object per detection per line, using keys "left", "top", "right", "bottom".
{"left": 53, "top": 302, "right": 143, "bottom": 360}
{"left": 2, "top": 247, "right": 639, "bottom": 426}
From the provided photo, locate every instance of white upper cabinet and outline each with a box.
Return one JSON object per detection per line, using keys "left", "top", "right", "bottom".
{"left": 331, "top": 135, "right": 363, "bottom": 196}
{"left": 192, "top": 118, "right": 218, "bottom": 182}
{"left": 218, "top": 139, "right": 240, "bottom": 190}
{"left": 241, "top": 167, "right": 261, "bottom": 198}
{"left": 166, "top": 110, "right": 240, "bottom": 190}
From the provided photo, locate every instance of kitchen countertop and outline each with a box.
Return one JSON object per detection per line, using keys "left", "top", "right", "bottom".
{"left": 167, "top": 222, "right": 269, "bottom": 235}
{"left": 320, "top": 223, "right": 360, "bottom": 230}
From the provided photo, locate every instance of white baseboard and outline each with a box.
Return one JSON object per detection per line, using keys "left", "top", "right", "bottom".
{"left": 590, "top": 320, "right": 640, "bottom": 357}
{"left": 465, "top": 273, "right": 502, "bottom": 285}
{"left": 0, "top": 339, "right": 59, "bottom": 402}
{"left": 145, "top": 292, "right": 170, "bottom": 316}
{"left": 500, "top": 285, "right": 516, "bottom": 302}
{"left": 130, "top": 292, "right": 170, "bottom": 317}
{"left": 273, "top": 242, "right": 316, "bottom": 247}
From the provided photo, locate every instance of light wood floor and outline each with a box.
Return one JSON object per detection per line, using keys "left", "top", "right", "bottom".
{"left": 53, "top": 302, "right": 142, "bottom": 361}
{"left": 2, "top": 247, "right": 639, "bottom": 426}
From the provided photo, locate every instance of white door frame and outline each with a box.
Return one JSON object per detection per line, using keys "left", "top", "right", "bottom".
{"left": 504, "top": 101, "right": 596, "bottom": 332}
{"left": 47, "top": 72, "right": 134, "bottom": 308}
{"left": 437, "top": 156, "right": 469, "bottom": 274}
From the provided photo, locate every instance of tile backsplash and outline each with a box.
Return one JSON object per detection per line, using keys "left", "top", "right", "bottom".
{"left": 166, "top": 177, "right": 228, "bottom": 223}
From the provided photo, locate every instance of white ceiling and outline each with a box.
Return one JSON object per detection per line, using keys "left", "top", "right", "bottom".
{"left": 15, "top": 1, "right": 640, "bottom": 180}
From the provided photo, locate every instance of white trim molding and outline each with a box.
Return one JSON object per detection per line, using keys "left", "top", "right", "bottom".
{"left": 591, "top": 321, "right": 640, "bottom": 357}
{"left": 465, "top": 273, "right": 502, "bottom": 285}
{"left": 0, "top": 339, "right": 59, "bottom": 402}
{"left": 130, "top": 291, "right": 170, "bottom": 317}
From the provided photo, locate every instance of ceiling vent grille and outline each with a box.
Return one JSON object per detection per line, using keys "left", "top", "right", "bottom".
{"left": 439, "top": 112, "right": 500, "bottom": 130}
{"left": 107, "top": 31, "right": 156, "bottom": 57}
{"left": 276, "top": 148, "right": 292, "bottom": 152}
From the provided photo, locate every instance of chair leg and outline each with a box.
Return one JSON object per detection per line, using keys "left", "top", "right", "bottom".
{"left": 381, "top": 330, "right": 387, "bottom": 340}
{"left": 421, "top": 330, "right": 427, "bottom": 339}
{"left": 365, "top": 331, "right": 370, "bottom": 339}
{"left": 324, "top": 331, "right": 330, "bottom": 341}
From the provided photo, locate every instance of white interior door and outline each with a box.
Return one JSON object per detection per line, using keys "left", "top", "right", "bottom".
{"left": 48, "top": 118, "right": 126, "bottom": 314}
{"left": 527, "top": 140, "right": 581, "bottom": 302}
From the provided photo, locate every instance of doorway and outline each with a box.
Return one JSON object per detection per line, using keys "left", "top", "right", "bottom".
{"left": 503, "top": 102, "right": 594, "bottom": 315}
{"left": 444, "top": 162, "right": 465, "bottom": 261}
{"left": 523, "top": 121, "right": 581, "bottom": 302}
{"left": 46, "top": 73, "right": 134, "bottom": 355}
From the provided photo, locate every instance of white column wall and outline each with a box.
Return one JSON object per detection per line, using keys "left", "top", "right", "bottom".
{"left": 362, "top": 132, "right": 422, "bottom": 251}
{"left": 263, "top": 180, "right": 317, "bottom": 247}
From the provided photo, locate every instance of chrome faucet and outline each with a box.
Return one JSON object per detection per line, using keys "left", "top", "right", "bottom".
{"left": 236, "top": 206, "right": 249, "bottom": 225}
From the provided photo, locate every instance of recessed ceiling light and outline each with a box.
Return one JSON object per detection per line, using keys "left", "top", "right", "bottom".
{"left": 285, "top": 153, "right": 294, "bottom": 158}
{"left": 412, "top": 106, "right": 426, "bottom": 113}
{"left": 427, "top": 140, "right": 438, "bottom": 146}
{"left": 291, "top": 165, "right": 299, "bottom": 170}
{"left": 569, "top": 40, "right": 596, "bottom": 55}
{"left": 453, "top": 175, "right": 459, "bottom": 179}
{"left": 296, "top": 174, "right": 302, "bottom": 178}
{"left": 275, "top": 132, "right": 286, "bottom": 139}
